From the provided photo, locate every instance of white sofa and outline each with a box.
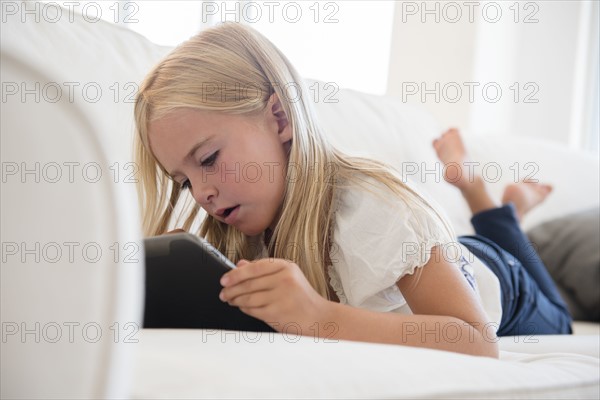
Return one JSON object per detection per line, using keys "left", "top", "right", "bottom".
{"left": 2, "top": 3, "right": 599, "bottom": 399}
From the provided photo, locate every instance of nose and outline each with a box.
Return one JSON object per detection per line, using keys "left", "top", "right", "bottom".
{"left": 190, "top": 177, "right": 218, "bottom": 206}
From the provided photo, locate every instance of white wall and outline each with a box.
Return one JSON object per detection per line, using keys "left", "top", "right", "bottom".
{"left": 386, "top": 1, "right": 478, "bottom": 133}
{"left": 386, "top": 0, "right": 599, "bottom": 153}
{"left": 471, "top": 1, "right": 580, "bottom": 145}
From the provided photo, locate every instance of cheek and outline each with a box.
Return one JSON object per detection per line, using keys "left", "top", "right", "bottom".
{"left": 238, "top": 163, "right": 263, "bottom": 183}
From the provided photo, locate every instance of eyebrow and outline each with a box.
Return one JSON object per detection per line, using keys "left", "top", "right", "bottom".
{"left": 168, "top": 135, "right": 214, "bottom": 177}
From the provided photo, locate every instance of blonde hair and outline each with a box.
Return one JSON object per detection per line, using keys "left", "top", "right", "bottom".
{"left": 134, "top": 22, "right": 453, "bottom": 299}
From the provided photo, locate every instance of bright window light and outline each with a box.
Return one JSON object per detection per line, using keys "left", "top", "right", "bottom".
{"left": 125, "top": 1, "right": 205, "bottom": 46}
{"left": 125, "top": 1, "right": 394, "bottom": 95}
{"left": 38, "top": 1, "right": 394, "bottom": 95}
{"left": 246, "top": 1, "right": 395, "bottom": 95}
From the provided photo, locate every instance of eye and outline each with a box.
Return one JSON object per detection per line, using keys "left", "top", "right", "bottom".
{"left": 181, "top": 179, "right": 191, "bottom": 190}
{"left": 201, "top": 151, "right": 219, "bottom": 167}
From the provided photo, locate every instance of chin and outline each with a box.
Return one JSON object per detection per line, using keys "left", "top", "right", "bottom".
{"left": 236, "top": 225, "right": 265, "bottom": 237}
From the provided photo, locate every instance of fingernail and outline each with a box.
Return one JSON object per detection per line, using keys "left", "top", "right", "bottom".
{"left": 220, "top": 275, "right": 229, "bottom": 286}
{"left": 219, "top": 291, "right": 225, "bottom": 301}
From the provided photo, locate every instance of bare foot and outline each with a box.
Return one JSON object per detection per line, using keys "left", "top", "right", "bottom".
{"left": 433, "top": 128, "right": 478, "bottom": 191}
{"left": 433, "top": 128, "right": 496, "bottom": 215}
{"left": 502, "top": 182, "right": 553, "bottom": 221}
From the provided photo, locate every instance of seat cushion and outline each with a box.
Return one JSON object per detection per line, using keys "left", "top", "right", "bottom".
{"left": 133, "top": 329, "right": 600, "bottom": 399}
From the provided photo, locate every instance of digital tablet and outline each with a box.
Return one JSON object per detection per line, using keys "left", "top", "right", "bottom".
{"left": 143, "top": 233, "right": 275, "bottom": 332}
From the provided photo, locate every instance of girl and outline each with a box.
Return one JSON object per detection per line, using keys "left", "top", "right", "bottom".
{"left": 134, "top": 23, "right": 571, "bottom": 358}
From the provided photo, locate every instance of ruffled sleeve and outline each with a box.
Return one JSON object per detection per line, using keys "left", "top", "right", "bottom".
{"left": 330, "top": 178, "right": 453, "bottom": 311}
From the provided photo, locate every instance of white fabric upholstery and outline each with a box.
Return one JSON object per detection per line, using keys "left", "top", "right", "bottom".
{"left": 499, "top": 334, "right": 599, "bottom": 359}
{"left": 2, "top": 2, "right": 598, "bottom": 398}
{"left": 1, "top": 6, "right": 151, "bottom": 399}
{"left": 314, "top": 88, "right": 600, "bottom": 235}
{"left": 133, "top": 329, "right": 600, "bottom": 400}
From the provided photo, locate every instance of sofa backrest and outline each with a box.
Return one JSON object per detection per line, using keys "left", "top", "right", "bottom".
{"left": 1, "top": 5, "right": 154, "bottom": 398}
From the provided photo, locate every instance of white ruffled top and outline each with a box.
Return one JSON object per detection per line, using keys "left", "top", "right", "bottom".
{"left": 328, "top": 177, "right": 503, "bottom": 328}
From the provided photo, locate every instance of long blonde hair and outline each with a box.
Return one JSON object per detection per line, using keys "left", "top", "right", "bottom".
{"left": 134, "top": 22, "right": 453, "bottom": 299}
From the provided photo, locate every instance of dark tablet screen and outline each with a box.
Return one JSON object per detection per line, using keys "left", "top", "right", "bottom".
{"left": 143, "top": 233, "right": 274, "bottom": 332}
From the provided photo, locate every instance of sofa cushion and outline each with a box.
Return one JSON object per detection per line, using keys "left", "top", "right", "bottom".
{"left": 133, "top": 329, "right": 600, "bottom": 399}
{"left": 527, "top": 208, "right": 600, "bottom": 322}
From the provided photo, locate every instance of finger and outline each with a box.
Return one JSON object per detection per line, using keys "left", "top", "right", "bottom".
{"left": 165, "top": 229, "right": 186, "bottom": 234}
{"left": 221, "top": 259, "right": 286, "bottom": 287}
{"left": 238, "top": 305, "right": 271, "bottom": 323}
{"left": 220, "top": 270, "right": 281, "bottom": 302}
{"left": 238, "top": 301, "right": 281, "bottom": 323}
{"left": 227, "top": 290, "right": 273, "bottom": 309}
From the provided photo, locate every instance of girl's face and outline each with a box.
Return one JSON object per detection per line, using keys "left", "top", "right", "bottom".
{"left": 148, "top": 96, "right": 292, "bottom": 236}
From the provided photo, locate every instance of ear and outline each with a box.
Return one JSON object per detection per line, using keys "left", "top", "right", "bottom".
{"left": 268, "top": 92, "right": 292, "bottom": 143}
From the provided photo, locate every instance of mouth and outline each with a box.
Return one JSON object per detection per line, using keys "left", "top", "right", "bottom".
{"left": 216, "top": 205, "right": 239, "bottom": 220}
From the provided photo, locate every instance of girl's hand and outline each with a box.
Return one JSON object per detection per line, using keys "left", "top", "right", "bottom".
{"left": 165, "top": 229, "right": 186, "bottom": 234}
{"left": 219, "top": 258, "right": 331, "bottom": 333}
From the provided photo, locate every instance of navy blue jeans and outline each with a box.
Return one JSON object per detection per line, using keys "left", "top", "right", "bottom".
{"left": 459, "top": 204, "right": 572, "bottom": 336}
